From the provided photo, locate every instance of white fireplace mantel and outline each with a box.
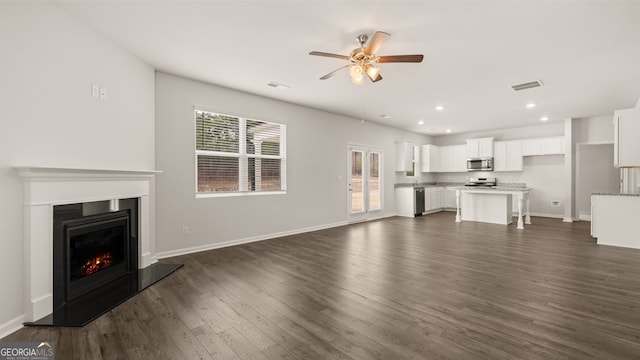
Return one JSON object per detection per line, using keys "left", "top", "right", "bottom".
{"left": 16, "top": 166, "right": 161, "bottom": 322}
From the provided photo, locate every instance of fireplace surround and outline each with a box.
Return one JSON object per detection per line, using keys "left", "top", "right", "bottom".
{"left": 16, "top": 167, "right": 172, "bottom": 324}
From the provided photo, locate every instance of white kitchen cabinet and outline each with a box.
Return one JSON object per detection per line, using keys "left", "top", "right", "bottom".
{"left": 395, "top": 187, "right": 415, "bottom": 217}
{"left": 541, "top": 137, "right": 564, "bottom": 155}
{"left": 466, "top": 137, "right": 494, "bottom": 158}
{"left": 420, "top": 144, "right": 440, "bottom": 173}
{"left": 438, "top": 146, "right": 454, "bottom": 172}
{"left": 521, "top": 138, "right": 539, "bottom": 156}
{"left": 442, "top": 187, "right": 457, "bottom": 209}
{"left": 614, "top": 108, "right": 640, "bottom": 167}
{"left": 395, "top": 142, "right": 415, "bottom": 172}
{"left": 521, "top": 136, "right": 564, "bottom": 156}
{"left": 452, "top": 145, "right": 468, "bottom": 172}
{"left": 439, "top": 145, "right": 467, "bottom": 172}
{"left": 493, "top": 140, "right": 523, "bottom": 171}
{"left": 426, "top": 187, "right": 442, "bottom": 211}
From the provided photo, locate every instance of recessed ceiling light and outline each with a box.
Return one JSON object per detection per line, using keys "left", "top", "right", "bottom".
{"left": 418, "top": 120, "right": 425, "bottom": 125}
{"left": 435, "top": 105, "right": 444, "bottom": 111}
{"left": 526, "top": 102, "right": 536, "bottom": 109}
{"left": 540, "top": 116, "right": 549, "bottom": 122}
{"left": 446, "top": 129, "right": 452, "bottom": 133}
{"left": 380, "top": 114, "right": 391, "bottom": 119}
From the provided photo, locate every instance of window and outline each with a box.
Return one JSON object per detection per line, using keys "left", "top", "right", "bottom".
{"left": 195, "top": 109, "right": 286, "bottom": 196}
{"left": 406, "top": 145, "right": 418, "bottom": 177}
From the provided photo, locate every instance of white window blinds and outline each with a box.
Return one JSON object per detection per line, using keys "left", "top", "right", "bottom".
{"left": 195, "top": 110, "right": 286, "bottom": 195}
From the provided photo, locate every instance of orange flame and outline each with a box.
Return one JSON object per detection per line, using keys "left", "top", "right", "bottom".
{"left": 80, "top": 253, "right": 113, "bottom": 276}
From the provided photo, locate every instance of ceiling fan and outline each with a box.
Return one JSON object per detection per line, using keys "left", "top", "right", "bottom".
{"left": 309, "top": 31, "right": 424, "bottom": 84}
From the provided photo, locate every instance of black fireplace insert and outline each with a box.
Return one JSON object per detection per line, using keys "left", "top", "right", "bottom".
{"left": 64, "top": 211, "right": 134, "bottom": 301}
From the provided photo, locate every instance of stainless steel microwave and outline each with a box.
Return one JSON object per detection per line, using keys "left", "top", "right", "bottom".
{"left": 467, "top": 158, "right": 493, "bottom": 172}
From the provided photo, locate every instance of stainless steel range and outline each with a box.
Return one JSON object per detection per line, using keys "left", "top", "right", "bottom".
{"left": 465, "top": 177, "right": 497, "bottom": 187}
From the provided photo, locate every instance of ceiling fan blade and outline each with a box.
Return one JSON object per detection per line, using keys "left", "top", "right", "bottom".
{"left": 320, "top": 65, "right": 350, "bottom": 80}
{"left": 364, "top": 31, "right": 390, "bottom": 55}
{"left": 309, "top": 51, "right": 349, "bottom": 60}
{"left": 377, "top": 54, "right": 424, "bottom": 63}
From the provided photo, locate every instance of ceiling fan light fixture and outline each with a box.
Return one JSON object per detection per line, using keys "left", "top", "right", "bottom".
{"left": 365, "top": 64, "right": 380, "bottom": 78}
{"left": 349, "top": 64, "right": 364, "bottom": 84}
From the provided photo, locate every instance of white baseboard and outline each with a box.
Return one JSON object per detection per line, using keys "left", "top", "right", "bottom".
{"left": 155, "top": 220, "right": 349, "bottom": 259}
{"left": 0, "top": 314, "right": 24, "bottom": 339}
{"left": 579, "top": 211, "right": 592, "bottom": 221}
{"left": 139, "top": 252, "right": 158, "bottom": 268}
{"left": 508, "top": 212, "right": 564, "bottom": 219}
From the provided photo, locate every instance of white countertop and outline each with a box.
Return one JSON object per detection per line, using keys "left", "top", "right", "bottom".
{"left": 456, "top": 186, "right": 531, "bottom": 193}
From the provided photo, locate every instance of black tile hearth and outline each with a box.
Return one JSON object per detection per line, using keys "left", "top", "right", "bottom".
{"left": 24, "top": 262, "right": 182, "bottom": 327}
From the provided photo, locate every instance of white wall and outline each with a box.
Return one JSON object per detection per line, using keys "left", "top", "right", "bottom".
{"left": 573, "top": 115, "right": 614, "bottom": 143}
{"left": 0, "top": 2, "right": 155, "bottom": 336}
{"left": 154, "top": 72, "right": 431, "bottom": 256}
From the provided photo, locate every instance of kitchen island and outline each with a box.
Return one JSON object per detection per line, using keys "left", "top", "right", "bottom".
{"left": 455, "top": 187, "right": 531, "bottom": 229}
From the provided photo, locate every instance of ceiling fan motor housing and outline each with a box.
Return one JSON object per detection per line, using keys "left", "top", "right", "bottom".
{"left": 357, "top": 34, "right": 369, "bottom": 46}
{"left": 350, "top": 48, "right": 373, "bottom": 63}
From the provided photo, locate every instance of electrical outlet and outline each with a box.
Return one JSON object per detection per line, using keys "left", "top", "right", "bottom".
{"left": 100, "top": 88, "right": 107, "bottom": 99}
{"left": 181, "top": 226, "right": 189, "bottom": 236}
{"left": 91, "top": 84, "right": 99, "bottom": 98}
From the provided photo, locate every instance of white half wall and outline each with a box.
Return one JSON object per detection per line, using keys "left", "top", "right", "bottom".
{"left": 154, "top": 72, "right": 431, "bottom": 256}
{"left": 0, "top": 2, "right": 155, "bottom": 336}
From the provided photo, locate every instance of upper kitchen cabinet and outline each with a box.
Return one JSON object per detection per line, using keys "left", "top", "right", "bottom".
{"left": 421, "top": 144, "right": 440, "bottom": 172}
{"left": 466, "top": 137, "right": 494, "bottom": 158}
{"left": 440, "top": 144, "right": 467, "bottom": 172}
{"left": 614, "top": 108, "right": 640, "bottom": 167}
{"left": 521, "top": 136, "right": 564, "bottom": 156}
{"left": 494, "top": 140, "right": 523, "bottom": 171}
{"left": 395, "top": 141, "right": 417, "bottom": 173}
{"left": 452, "top": 145, "right": 467, "bottom": 172}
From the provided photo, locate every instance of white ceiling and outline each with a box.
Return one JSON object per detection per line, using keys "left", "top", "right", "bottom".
{"left": 53, "top": 1, "right": 640, "bottom": 135}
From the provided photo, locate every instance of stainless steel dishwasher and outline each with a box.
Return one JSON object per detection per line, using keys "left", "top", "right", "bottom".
{"left": 414, "top": 186, "right": 425, "bottom": 216}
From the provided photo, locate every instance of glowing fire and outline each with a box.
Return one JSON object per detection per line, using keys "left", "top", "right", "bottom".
{"left": 80, "top": 253, "right": 114, "bottom": 276}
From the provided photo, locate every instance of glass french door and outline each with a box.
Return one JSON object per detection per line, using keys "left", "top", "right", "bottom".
{"left": 348, "top": 145, "right": 383, "bottom": 222}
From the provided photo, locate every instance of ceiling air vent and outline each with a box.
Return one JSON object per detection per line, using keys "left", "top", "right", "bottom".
{"left": 511, "top": 80, "right": 543, "bottom": 91}
{"left": 267, "top": 82, "right": 290, "bottom": 89}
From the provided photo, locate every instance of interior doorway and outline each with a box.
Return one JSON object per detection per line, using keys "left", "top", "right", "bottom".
{"left": 576, "top": 143, "right": 619, "bottom": 220}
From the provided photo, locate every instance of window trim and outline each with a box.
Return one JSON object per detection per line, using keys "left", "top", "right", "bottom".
{"left": 194, "top": 108, "right": 287, "bottom": 197}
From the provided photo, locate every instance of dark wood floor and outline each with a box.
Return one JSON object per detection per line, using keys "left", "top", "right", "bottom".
{"left": 5, "top": 213, "right": 640, "bottom": 359}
